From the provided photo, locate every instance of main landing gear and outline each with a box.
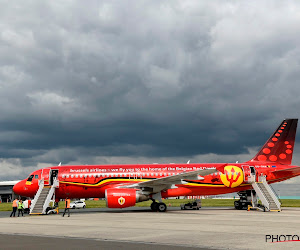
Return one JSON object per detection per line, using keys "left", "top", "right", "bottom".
{"left": 150, "top": 201, "right": 167, "bottom": 212}
{"left": 234, "top": 190, "right": 255, "bottom": 210}
{"left": 150, "top": 192, "right": 167, "bottom": 212}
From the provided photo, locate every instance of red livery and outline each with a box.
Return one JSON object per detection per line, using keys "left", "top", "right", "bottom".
{"left": 13, "top": 119, "right": 300, "bottom": 212}
{"left": 105, "top": 188, "right": 144, "bottom": 208}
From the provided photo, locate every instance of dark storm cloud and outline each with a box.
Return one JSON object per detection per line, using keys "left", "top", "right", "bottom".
{"left": 1, "top": 0, "right": 300, "bottom": 181}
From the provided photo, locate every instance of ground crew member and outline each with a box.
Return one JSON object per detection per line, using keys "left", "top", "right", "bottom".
{"left": 54, "top": 201, "right": 59, "bottom": 214}
{"left": 62, "top": 198, "right": 71, "bottom": 217}
{"left": 10, "top": 198, "right": 18, "bottom": 217}
{"left": 28, "top": 199, "right": 31, "bottom": 213}
{"left": 17, "top": 199, "right": 24, "bottom": 217}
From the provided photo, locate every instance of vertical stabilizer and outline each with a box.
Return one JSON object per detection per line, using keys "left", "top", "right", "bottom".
{"left": 248, "top": 119, "right": 298, "bottom": 165}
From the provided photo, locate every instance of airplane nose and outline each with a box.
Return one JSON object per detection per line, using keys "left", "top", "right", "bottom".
{"left": 13, "top": 180, "right": 26, "bottom": 196}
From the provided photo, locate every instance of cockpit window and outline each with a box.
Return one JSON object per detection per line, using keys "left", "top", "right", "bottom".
{"left": 35, "top": 175, "right": 39, "bottom": 179}
{"left": 27, "top": 175, "right": 34, "bottom": 182}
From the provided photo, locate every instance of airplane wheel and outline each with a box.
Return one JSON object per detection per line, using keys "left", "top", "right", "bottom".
{"left": 157, "top": 203, "right": 167, "bottom": 212}
{"left": 234, "top": 201, "right": 239, "bottom": 209}
{"left": 151, "top": 202, "right": 158, "bottom": 212}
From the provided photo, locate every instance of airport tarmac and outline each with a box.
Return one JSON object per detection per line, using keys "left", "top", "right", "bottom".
{"left": 0, "top": 207, "right": 299, "bottom": 249}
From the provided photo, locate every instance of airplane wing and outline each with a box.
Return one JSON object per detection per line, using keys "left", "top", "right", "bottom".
{"left": 122, "top": 167, "right": 217, "bottom": 193}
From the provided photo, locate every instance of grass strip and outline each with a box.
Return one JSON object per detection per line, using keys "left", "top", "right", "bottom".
{"left": 1, "top": 198, "right": 300, "bottom": 211}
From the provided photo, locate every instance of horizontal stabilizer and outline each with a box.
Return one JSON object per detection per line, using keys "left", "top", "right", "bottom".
{"left": 271, "top": 166, "right": 300, "bottom": 179}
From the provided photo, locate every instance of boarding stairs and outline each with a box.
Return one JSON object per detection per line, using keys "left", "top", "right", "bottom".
{"left": 248, "top": 175, "right": 281, "bottom": 212}
{"left": 30, "top": 178, "right": 59, "bottom": 215}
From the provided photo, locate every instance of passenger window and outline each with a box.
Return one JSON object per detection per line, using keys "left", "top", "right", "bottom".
{"left": 35, "top": 175, "right": 39, "bottom": 179}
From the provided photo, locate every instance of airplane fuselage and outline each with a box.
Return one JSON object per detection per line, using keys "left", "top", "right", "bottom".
{"left": 14, "top": 163, "right": 300, "bottom": 201}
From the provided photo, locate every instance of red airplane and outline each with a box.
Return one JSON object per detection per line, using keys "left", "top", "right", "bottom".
{"left": 13, "top": 119, "right": 300, "bottom": 212}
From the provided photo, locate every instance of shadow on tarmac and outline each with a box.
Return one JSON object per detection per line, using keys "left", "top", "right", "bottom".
{"left": 0, "top": 234, "right": 207, "bottom": 250}
{"left": 57, "top": 206, "right": 235, "bottom": 214}
{"left": 0, "top": 206, "right": 236, "bottom": 217}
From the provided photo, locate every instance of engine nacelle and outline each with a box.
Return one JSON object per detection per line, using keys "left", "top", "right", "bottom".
{"left": 105, "top": 188, "right": 148, "bottom": 208}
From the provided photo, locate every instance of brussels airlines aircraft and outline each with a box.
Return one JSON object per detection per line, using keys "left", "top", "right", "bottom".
{"left": 13, "top": 119, "right": 300, "bottom": 212}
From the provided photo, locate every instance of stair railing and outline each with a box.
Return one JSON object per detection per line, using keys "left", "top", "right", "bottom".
{"left": 30, "top": 178, "right": 44, "bottom": 214}
{"left": 41, "top": 177, "right": 59, "bottom": 214}
{"left": 261, "top": 177, "right": 281, "bottom": 210}
{"left": 269, "top": 183, "right": 282, "bottom": 205}
{"left": 252, "top": 182, "right": 270, "bottom": 211}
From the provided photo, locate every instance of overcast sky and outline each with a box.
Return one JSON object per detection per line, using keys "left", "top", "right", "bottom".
{"left": 0, "top": 0, "right": 300, "bottom": 194}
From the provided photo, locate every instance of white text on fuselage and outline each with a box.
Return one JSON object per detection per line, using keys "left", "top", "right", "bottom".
{"left": 68, "top": 166, "right": 204, "bottom": 173}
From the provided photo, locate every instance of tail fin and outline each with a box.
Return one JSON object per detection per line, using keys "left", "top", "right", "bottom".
{"left": 248, "top": 119, "right": 298, "bottom": 165}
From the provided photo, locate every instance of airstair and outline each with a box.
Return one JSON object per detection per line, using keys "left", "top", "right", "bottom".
{"left": 252, "top": 176, "right": 281, "bottom": 211}
{"left": 247, "top": 174, "right": 281, "bottom": 212}
{"left": 30, "top": 178, "right": 59, "bottom": 215}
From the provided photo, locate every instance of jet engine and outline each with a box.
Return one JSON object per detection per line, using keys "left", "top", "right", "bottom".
{"left": 105, "top": 188, "right": 149, "bottom": 208}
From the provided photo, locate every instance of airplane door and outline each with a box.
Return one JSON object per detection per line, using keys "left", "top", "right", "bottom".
{"left": 242, "top": 165, "right": 250, "bottom": 182}
{"left": 41, "top": 169, "right": 50, "bottom": 185}
{"left": 249, "top": 166, "right": 257, "bottom": 181}
{"left": 50, "top": 169, "right": 59, "bottom": 185}
{"left": 242, "top": 165, "right": 257, "bottom": 183}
